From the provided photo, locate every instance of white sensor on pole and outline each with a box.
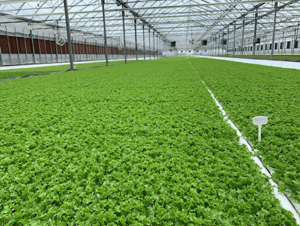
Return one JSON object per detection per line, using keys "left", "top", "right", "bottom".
{"left": 252, "top": 116, "right": 268, "bottom": 142}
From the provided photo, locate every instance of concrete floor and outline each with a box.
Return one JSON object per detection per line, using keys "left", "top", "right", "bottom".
{"left": 196, "top": 56, "right": 300, "bottom": 70}
{"left": 0, "top": 56, "right": 154, "bottom": 71}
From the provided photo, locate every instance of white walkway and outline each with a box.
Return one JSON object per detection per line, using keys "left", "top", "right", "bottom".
{"left": 195, "top": 56, "right": 300, "bottom": 70}
{"left": 0, "top": 57, "right": 154, "bottom": 71}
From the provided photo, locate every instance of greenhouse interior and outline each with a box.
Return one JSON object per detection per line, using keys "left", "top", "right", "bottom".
{"left": 0, "top": 0, "right": 300, "bottom": 225}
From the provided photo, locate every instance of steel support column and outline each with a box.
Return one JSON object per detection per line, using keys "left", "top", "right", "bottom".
{"left": 63, "top": 0, "right": 74, "bottom": 70}
{"left": 271, "top": 2, "right": 278, "bottom": 60}
{"left": 292, "top": 29, "right": 296, "bottom": 55}
{"left": 79, "top": 38, "right": 84, "bottom": 61}
{"left": 149, "top": 29, "right": 151, "bottom": 60}
{"left": 15, "top": 28, "right": 21, "bottom": 64}
{"left": 76, "top": 38, "right": 79, "bottom": 61}
{"left": 214, "top": 36, "right": 216, "bottom": 56}
{"left": 59, "top": 44, "right": 62, "bottom": 61}
{"left": 153, "top": 32, "right": 155, "bottom": 59}
{"left": 241, "top": 19, "right": 245, "bottom": 58}
{"left": 110, "top": 40, "right": 112, "bottom": 60}
{"left": 54, "top": 34, "right": 59, "bottom": 63}
{"left": 60, "top": 42, "right": 68, "bottom": 62}
{"left": 30, "top": 30, "right": 36, "bottom": 64}
{"left": 64, "top": 43, "right": 67, "bottom": 61}
{"left": 23, "top": 30, "right": 28, "bottom": 63}
{"left": 280, "top": 32, "right": 283, "bottom": 55}
{"left": 143, "top": 25, "right": 145, "bottom": 60}
{"left": 79, "top": 38, "right": 82, "bottom": 61}
{"left": 233, "top": 25, "right": 236, "bottom": 57}
{"left": 227, "top": 28, "right": 229, "bottom": 56}
{"left": 43, "top": 33, "right": 48, "bottom": 64}
{"left": 222, "top": 29, "right": 224, "bottom": 57}
{"left": 252, "top": 9, "right": 258, "bottom": 59}
{"left": 134, "top": 19, "right": 138, "bottom": 62}
{"left": 264, "top": 34, "right": 267, "bottom": 55}
{"left": 6, "top": 26, "right": 12, "bottom": 65}
{"left": 122, "top": 7, "right": 127, "bottom": 64}
{"left": 218, "top": 33, "right": 220, "bottom": 56}
{"left": 157, "top": 35, "right": 159, "bottom": 59}
{"left": 72, "top": 36, "right": 75, "bottom": 62}
{"left": 95, "top": 39, "right": 98, "bottom": 60}
{"left": 215, "top": 36, "right": 217, "bottom": 56}
{"left": 49, "top": 33, "right": 54, "bottom": 63}
{"left": 159, "top": 36, "right": 161, "bottom": 58}
{"left": 94, "top": 40, "right": 96, "bottom": 60}
{"left": 0, "top": 47, "right": 2, "bottom": 66}
{"left": 37, "top": 32, "right": 42, "bottom": 63}
{"left": 158, "top": 37, "right": 160, "bottom": 57}
{"left": 101, "top": 0, "right": 109, "bottom": 66}
{"left": 85, "top": 38, "right": 88, "bottom": 61}
{"left": 283, "top": 31, "right": 286, "bottom": 54}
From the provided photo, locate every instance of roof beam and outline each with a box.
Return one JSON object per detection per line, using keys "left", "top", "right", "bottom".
{"left": 0, "top": 0, "right": 293, "bottom": 19}
{"left": 242, "top": 0, "right": 299, "bottom": 28}
{"left": 196, "top": 0, "right": 299, "bottom": 49}
{"left": 197, "top": 2, "right": 265, "bottom": 45}
{"left": 0, "top": 0, "right": 292, "bottom": 7}
{"left": 114, "top": 0, "right": 168, "bottom": 42}
{"left": 45, "top": 16, "right": 296, "bottom": 29}
{"left": 22, "top": 8, "right": 300, "bottom": 25}
{"left": 0, "top": 12, "right": 95, "bottom": 35}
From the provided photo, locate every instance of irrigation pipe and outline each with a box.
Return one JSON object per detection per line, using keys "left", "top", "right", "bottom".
{"left": 187, "top": 57, "right": 300, "bottom": 225}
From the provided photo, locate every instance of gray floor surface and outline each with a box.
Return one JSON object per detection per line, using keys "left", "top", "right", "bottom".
{"left": 195, "top": 55, "right": 300, "bottom": 70}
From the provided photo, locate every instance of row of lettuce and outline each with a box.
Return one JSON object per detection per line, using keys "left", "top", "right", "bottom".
{"left": 0, "top": 58, "right": 297, "bottom": 224}
{"left": 190, "top": 57, "right": 300, "bottom": 204}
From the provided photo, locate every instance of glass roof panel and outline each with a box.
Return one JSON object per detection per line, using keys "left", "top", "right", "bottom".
{"left": 0, "top": 0, "right": 299, "bottom": 50}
